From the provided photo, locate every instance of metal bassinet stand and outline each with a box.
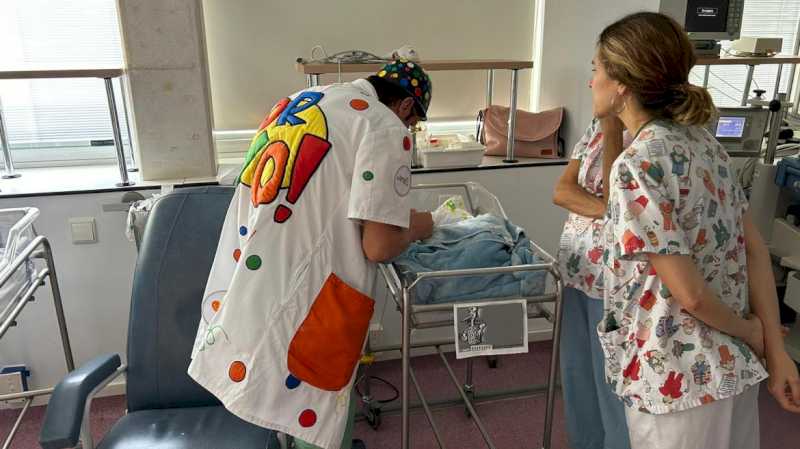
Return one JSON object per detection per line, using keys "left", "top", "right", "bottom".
{"left": 0, "top": 208, "right": 74, "bottom": 449}
{"left": 359, "top": 183, "right": 563, "bottom": 449}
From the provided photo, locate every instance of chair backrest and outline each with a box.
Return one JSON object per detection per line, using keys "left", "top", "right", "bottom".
{"left": 126, "top": 186, "right": 234, "bottom": 411}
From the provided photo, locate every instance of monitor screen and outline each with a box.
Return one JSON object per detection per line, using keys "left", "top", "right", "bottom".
{"left": 685, "top": 0, "right": 729, "bottom": 33}
{"left": 716, "top": 116, "right": 746, "bottom": 138}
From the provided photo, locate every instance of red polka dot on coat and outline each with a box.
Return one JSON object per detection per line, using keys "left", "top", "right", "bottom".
{"left": 233, "top": 249, "right": 241, "bottom": 262}
{"left": 228, "top": 361, "right": 247, "bottom": 382}
{"left": 349, "top": 99, "right": 369, "bottom": 111}
{"left": 403, "top": 136, "right": 411, "bottom": 151}
{"left": 299, "top": 409, "right": 317, "bottom": 427}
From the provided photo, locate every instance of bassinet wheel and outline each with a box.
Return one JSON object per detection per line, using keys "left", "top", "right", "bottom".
{"left": 365, "top": 406, "right": 382, "bottom": 430}
{"left": 464, "top": 389, "right": 475, "bottom": 418}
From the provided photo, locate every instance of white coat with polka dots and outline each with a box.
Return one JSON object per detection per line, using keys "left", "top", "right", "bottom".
{"left": 188, "top": 79, "right": 413, "bottom": 448}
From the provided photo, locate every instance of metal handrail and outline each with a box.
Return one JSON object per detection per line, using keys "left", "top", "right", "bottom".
{"left": 0, "top": 69, "right": 124, "bottom": 80}
{"left": 409, "top": 263, "right": 554, "bottom": 288}
{"left": 0, "top": 68, "right": 133, "bottom": 185}
{"left": 409, "top": 293, "right": 558, "bottom": 314}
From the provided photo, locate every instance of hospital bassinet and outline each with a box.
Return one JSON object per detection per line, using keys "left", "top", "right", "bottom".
{"left": 0, "top": 208, "right": 38, "bottom": 317}
{"left": 365, "top": 182, "right": 564, "bottom": 449}
{"left": 0, "top": 207, "right": 74, "bottom": 449}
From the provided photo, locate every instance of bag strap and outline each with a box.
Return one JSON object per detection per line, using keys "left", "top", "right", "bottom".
{"left": 476, "top": 109, "right": 486, "bottom": 144}
{"left": 555, "top": 111, "right": 565, "bottom": 156}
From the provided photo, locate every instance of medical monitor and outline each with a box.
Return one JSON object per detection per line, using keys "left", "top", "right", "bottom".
{"left": 659, "top": 0, "right": 745, "bottom": 53}
{"left": 705, "top": 107, "right": 769, "bottom": 156}
{"left": 715, "top": 116, "right": 747, "bottom": 138}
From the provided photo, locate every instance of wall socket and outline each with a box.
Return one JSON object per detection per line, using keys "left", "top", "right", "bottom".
{"left": 0, "top": 372, "right": 25, "bottom": 408}
{"left": 368, "top": 323, "right": 384, "bottom": 346}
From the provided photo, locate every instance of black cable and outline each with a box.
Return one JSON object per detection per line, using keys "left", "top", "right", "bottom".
{"left": 355, "top": 375, "right": 400, "bottom": 404}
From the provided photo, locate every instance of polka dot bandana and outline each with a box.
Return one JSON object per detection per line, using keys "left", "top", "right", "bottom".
{"left": 376, "top": 59, "right": 432, "bottom": 120}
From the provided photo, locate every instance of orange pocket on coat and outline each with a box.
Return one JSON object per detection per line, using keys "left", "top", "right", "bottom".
{"left": 288, "top": 273, "right": 375, "bottom": 391}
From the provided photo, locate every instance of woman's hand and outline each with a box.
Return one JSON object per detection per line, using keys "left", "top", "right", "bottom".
{"left": 740, "top": 211, "right": 800, "bottom": 412}
{"left": 553, "top": 160, "right": 606, "bottom": 219}
{"left": 600, "top": 117, "right": 625, "bottom": 203}
{"left": 766, "top": 348, "right": 800, "bottom": 413}
{"left": 599, "top": 116, "right": 625, "bottom": 139}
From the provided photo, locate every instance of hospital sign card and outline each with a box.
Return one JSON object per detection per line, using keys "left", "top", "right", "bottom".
{"left": 453, "top": 299, "right": 528, "bottom": 360}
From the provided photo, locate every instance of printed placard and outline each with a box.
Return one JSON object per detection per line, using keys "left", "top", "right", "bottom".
{"left": 454, "top": 299, "right": 529, "bottom": 359}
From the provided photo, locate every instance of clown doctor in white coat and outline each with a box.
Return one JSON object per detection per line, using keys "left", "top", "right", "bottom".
{"left": 188, "top": 60, "right": 434, "bottom": 449}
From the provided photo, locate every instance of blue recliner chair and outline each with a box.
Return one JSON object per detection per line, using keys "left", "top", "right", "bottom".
{"left": 39, "top": 186, "right": 279, "bottom": 449}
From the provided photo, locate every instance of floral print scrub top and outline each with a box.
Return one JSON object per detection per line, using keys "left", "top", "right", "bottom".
{"left": 600, "top": 119, "right": 767, "bottom": 414}
{"left": 558, "top": 119, "right": 631, "bottom": 299}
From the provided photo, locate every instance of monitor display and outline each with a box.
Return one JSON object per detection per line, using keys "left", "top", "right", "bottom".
{"left": 685, "top": 0, "right": 729, "bottom": 33}
{"left": 716, "top": 116, "right": 746, "bottom": 138}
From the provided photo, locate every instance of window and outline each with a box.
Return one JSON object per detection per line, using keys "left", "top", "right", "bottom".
{"left": 691, "top": 0, "right": 800, "bottom": 106}
{"left": 0, "top": 0, "right": 129, "bottom": 168}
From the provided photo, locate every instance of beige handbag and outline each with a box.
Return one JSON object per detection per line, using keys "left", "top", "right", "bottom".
{"left": 477, "top": 106, "right": 564, "bottom": 158}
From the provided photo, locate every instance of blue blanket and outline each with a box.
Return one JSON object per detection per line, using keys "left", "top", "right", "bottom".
{"left": 392, "top": 214, "right": 547, "bottom": 304}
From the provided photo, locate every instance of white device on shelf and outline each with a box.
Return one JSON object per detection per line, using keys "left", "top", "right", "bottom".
{"left": 418, "top": 134, "right": 485, "bottom": 169}
{"left": 730, "top": 36, "right": 783, "bottom": 56}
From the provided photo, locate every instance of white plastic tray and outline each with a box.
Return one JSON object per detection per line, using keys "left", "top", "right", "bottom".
{"left": 418, "top": 134, "right": 485, "bottom": 169}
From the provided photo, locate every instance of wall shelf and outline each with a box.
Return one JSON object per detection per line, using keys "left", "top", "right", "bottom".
{"left": 296, "top": 59, "right": 535, "bottom": 164}
{"left": 295, "top": 59, "right": 533, "bottom": 75}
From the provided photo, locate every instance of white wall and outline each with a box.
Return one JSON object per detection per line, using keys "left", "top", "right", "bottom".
{"left": 201, "top": 0, "right": 536, "bottom": 130}
{"left": 0, "top": 191, "right": 155, "bottom": 393}
{"left": 535, "top": 0, "right": 659, "bottom": 152}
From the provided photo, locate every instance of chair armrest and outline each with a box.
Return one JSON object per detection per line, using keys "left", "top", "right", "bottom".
{"left": 39, "top": 354, "right": 122, "bottom": 449}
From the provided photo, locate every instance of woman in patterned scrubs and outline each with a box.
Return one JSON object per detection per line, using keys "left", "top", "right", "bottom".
{"left": 592, "top": 12, "right": 800, "bottom": 449}
{"left": 553, "top": 116, "right": 632, "bottom": 449}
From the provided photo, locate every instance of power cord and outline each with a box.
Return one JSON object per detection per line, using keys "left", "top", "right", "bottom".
{"left": 354, "top": 375, "right": 400, "bottom": 405}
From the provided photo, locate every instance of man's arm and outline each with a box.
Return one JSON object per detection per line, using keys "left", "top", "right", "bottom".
{"left": 361, "top": 210, "right": 433, "bottom": 263}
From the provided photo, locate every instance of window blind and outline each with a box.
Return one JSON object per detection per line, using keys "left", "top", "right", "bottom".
{"left": 0, "top": 0, "right": 125, "bottom": 164}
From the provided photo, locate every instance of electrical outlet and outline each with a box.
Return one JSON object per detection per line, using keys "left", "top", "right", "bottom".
{"left": 69, "top": 217, "right": 97, "bottom": 244}
{"left": 368, "top": 323, "right": 384, "bottom": 346}
{"left": 0, "top": 372, "right": 25, "bottom": 408}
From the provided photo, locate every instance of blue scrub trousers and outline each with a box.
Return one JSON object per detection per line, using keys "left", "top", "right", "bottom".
{"left": 559, "top": 287, "right": 631, "bottom": 449}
